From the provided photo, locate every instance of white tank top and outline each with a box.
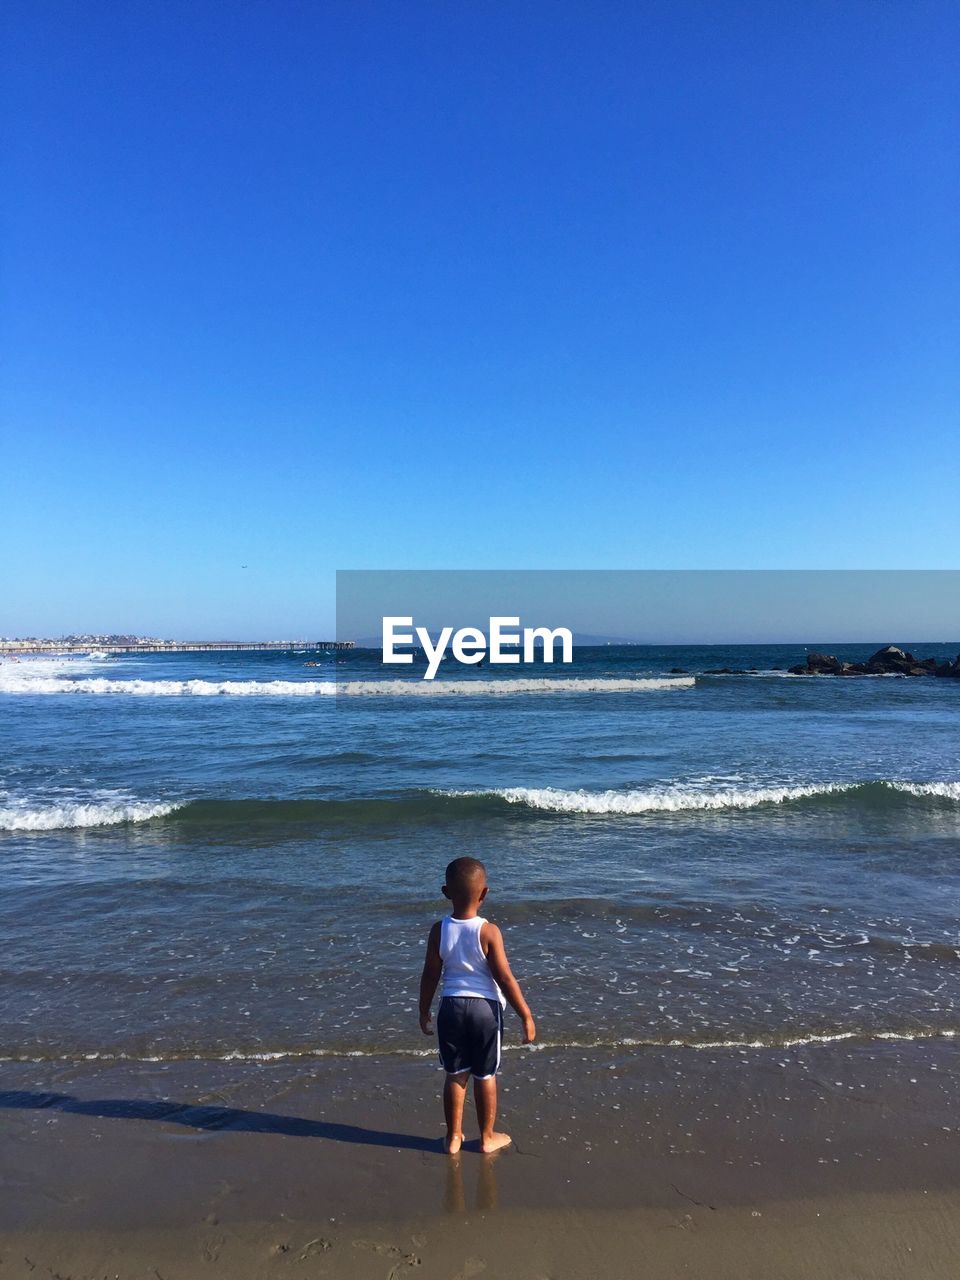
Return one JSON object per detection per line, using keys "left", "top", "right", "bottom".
{"left": 439, "top": 916, "right": 505, "bottom": 1004}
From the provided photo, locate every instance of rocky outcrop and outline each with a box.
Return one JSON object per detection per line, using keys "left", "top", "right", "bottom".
{"left": 796, "top": 652, "right": 845, "bottom": 675}
{"left": 788, "top": 646, "right": 960, "bottom": 678}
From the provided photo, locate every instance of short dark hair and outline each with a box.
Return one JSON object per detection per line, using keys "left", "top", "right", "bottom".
{"left": 445, "top": 856, "right": 487, "bottom": 894}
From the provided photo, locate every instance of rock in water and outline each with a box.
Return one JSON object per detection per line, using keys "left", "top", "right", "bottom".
{"left": 862, "top": 646, "right": 937, "bottom": 676}
{"left": 869, "top": 645, "right": 913, "bottom": 664}
{"left": 789, "top": 645, "right": 960, "bottom": 678}
{"left": 788, "top": 652, "right": 843, "bottom": 675}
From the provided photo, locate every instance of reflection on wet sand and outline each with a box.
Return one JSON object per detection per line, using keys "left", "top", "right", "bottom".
{"left": 444, "top": 1151, "right": 499, "bottom": 1214}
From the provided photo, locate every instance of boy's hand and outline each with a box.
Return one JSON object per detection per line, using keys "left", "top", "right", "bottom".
{"left": 419, "top": 1011, "right": 434, "bottom": 1036}
{"left": 522, "top": 1013, "right": 536, "bottom": 1044}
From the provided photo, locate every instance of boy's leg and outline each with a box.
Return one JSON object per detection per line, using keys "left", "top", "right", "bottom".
{"left": 474, "top": 1076, "right": 511, "bottom": 1153}
{"left": 443, "top": 1071, "right": 469, "bottom": 1154}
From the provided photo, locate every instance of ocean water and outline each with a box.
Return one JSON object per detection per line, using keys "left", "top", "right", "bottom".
{"left": 1, "top": 644, "right": 959, "bottom": 1064}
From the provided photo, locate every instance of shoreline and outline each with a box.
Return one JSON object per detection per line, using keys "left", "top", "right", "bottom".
{"left": 4, "top": 1019, "right": 960, "bottom": 1066}
{"left": 4, "top": 1038, "right": 960, "bottom": 1276}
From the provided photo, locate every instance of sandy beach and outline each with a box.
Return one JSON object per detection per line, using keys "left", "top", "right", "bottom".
{"left": 4, "top": 1036, "right": 960, "bottom": 1278}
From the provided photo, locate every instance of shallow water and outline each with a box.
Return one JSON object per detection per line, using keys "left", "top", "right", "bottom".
{"left": 2, "top": 644, "right": 959, "bottom": 1061}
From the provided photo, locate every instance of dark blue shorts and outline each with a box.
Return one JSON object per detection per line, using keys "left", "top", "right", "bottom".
{"left": 437, "top": 996, "right": 503, "bottom": 1078}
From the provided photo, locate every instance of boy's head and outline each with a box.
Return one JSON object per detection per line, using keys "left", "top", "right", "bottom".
{"left": 443, "top": 856, "right": 488, "bottom": 908}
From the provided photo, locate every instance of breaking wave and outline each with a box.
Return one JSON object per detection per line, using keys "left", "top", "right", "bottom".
{"left": 888, "top": 781, "right": 960, "bottom": 802}
{"left": 0, "top": 672, "right": 694, "bottom": 697}
{"left": 5, "top": 779, "right": 958, "bottom": 834}
{"left": 0, "top": 793, "right": 182, "bottom": 832}
{"left": 451, "top": 779, "right": 960, "bottom": 815}
{"left": 0, "top": 675, "right": 340, "bottom": 696}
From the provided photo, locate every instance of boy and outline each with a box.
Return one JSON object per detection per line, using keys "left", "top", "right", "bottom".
{"left": 419, "top": 856, "right": 536, "bottom": 1154}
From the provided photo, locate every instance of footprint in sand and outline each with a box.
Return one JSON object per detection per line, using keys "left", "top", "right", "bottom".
{"left": 201, "top": 1234, "right": 225, "bottom": 1262}
{"left": 298, "top": 1236, "right": 333, "bottom": 1260}
{"left": 353, "top": 1238, "right": 422, "bottom": 1275}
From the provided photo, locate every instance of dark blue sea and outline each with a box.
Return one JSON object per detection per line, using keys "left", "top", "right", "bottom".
{"left": 2, "top": 644, "right": 959, "bottom": 1064}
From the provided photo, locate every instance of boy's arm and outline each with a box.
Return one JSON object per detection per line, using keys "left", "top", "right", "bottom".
{"left": 482, "top": 922, "right": 536, "bottom": 1043}
{"left": 418, "top": 921, "right": 442, "bottom": 1035}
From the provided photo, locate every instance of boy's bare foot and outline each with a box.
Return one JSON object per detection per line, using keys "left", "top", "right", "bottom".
{"left": 444, "top": 1132, "right": 464, "bottom": 1154}
{"left": 480, "top": 1131, "right": 512, "bottom": 1154}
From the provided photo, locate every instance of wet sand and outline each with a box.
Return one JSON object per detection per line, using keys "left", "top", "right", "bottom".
{"left": 3, "top": 1038, "right": 960, "bottom": 1277}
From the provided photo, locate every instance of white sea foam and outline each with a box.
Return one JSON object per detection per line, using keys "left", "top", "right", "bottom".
{"left": 0, "top": 674, "right": 341, "bottom": 696}
{"left": 483, "top": 782, "right": 854, "bottom": 814}
{"left": 337, "top": 677, "right": 695, "bottom": 695}
{"left": 0, "top": 652, "right": 112, "bottom": 678}
{"left": 453, "top": 779, "right": 960, "bottom": 815}
{"left": 0, "top": 793, "right": 181, "bottom": 831}
{"left": 0, "top": 672, "right": 694, "bottom": 697}
{"left": 891, "top": 781, "right": 960, "bottom": 802}
{"left": 0, "top": 1026, "right": 956, "bottom": 1065}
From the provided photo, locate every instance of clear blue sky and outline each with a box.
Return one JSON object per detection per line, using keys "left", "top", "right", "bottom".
{"left": 2, "top": 1, "right": 957, "bottom": 637}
